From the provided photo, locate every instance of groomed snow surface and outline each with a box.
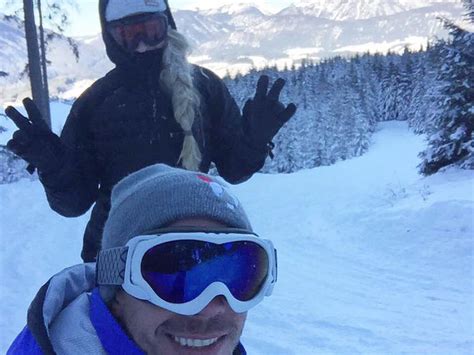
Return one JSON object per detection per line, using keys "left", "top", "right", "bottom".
{"left": 1, "top": 119, "right": 473, "bottom": 354}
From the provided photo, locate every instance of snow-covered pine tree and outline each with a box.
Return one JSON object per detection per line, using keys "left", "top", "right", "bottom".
{"left": 397, "top": 47, "right": 415, "bottom": 121}
{"left": 420, "top": 1, "right": 474, "bottom": 174}
{"left": 408, "top": 43, "right": 445, "bottom": 134}
{"left": 360, "top": 52, "right": 384, "bottom": 130}
{"left": 345, "top": 60, "right": 372, "bottom": 157}
{"left": 381, "top": 59, "right": 401, "bottom": 121}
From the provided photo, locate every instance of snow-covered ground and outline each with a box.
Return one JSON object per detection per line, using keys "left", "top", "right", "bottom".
{"left": 0, "top": 119, "right": 473, "bottom": 354}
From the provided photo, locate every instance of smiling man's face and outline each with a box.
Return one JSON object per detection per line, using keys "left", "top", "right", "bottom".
{"left": 110, "top": 218, "right": 247, "bottom": 354}
{"left": 112, "top": 291, "right": 246, "bottom": 354}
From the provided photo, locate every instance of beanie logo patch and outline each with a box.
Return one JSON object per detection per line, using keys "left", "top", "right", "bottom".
{"left": 196, "top": 175, "right": 239, "bottom": 210}
{"left": 197, "top": 175, "right": 213, "bottom": 183}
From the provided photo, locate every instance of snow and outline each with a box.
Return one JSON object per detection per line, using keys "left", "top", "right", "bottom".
{"left": 194, "top": 57, "right": 296, "bottom": 77}
{"left": 56, "top": 79, "right": 95, "bottom": 101}
{"left": 334, "top": 36, "right": 429, "bottom": 55}
{"left": 201, "top": 3, "right": 264, "bottom": 16}
{"left": 1, "top": 120, "right": 473, "bottom": 354}
{"left": 293, "top": 0, "right": 462, "bottom": 21}
{"left": 284, "top": 47, "right": 324, "bottom": 58}
{"left": 188, "top": 55, "right": 213, "bottom": 63}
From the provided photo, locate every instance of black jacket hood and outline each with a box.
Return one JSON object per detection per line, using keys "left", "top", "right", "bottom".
{"left": 99, "top": 0, "right": 177, "bottom": 70}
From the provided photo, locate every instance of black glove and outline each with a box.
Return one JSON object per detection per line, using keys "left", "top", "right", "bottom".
{"left": 5, "top": 98, "right": 65, "bottom": 174}
{"left": 243, "top": 75, "right": 297, "bottom": 150}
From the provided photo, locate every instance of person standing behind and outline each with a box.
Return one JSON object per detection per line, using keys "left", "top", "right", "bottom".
{"left": 5, "top": 0, "right": 296, "bottom": 262}
{"left": 8, "top": 164, "right": 278, "bottom": 354}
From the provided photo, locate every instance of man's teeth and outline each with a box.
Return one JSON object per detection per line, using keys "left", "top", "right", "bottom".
{"left": 173, "top": 336, "right": 219, "bottom": 348}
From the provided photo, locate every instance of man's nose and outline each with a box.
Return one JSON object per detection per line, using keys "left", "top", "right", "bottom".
{"left": 195, "top": 295, "right": 230, "bottom": 318}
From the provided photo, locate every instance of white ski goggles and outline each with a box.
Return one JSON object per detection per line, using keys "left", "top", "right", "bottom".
{"left": 96, "top": 229, "right": 277, "bottom": 315}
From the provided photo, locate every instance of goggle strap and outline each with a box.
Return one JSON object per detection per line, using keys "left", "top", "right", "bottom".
{"left": 96, "top": 246, "right": 129, "bottom": 286}
{"left": 273, "top": 248, "right": 278, "bottom": 284}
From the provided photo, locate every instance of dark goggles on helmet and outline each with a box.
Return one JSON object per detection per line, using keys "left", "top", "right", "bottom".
{"left": 106, "top": 12, "right": 169, "bottom": 52}
{"left": 96, "top": 229, "right": 278, "bottom": 315}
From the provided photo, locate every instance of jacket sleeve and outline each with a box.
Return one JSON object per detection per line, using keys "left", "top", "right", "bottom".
{"left": 7, "top": 326, "right": 44, "bottom": 355}
{"left": 199, "top": 68, "right": 269, "bottom": 184}
{"left": 38, "top": 100, "right": 99, "bottom": 217}
{"left": 39, "top": 71, "right": 120, "bottom": 217}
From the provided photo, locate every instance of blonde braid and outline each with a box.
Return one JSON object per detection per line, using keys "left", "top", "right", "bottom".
{"left": 160, "top": 29, "right": 202, "bottom": 171}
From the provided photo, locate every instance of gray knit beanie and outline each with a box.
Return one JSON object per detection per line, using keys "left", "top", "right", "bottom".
{"left": 102, "top": 163, "right": 252, "bottom": 250}
{"left": 99, "top": 164, "right": 252, "bottom": 301}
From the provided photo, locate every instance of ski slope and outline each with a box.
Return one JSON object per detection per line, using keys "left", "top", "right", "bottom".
{"left": 0, "top": 120, "right": 473, "bottom": 354}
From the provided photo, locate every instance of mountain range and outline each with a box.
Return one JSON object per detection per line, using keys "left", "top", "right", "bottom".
{"left": 0, "top": 0, "right": 466, "bottom": 103}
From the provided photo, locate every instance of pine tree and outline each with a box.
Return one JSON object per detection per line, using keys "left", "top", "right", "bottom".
{"left": 381, "top": 60, "right": 401, "bottom": 121}
{"left": 420, "top": 4, "right": 474, "bottom": 174}
{"left": 397, "top": 47, "right": 415, "bottom": 121}
{"left": 408, "top": 44, "right": 445, "bottom": 134}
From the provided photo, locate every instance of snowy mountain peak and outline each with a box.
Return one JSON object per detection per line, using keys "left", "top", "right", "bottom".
{"left": 292, "top": 0, "right": 461, "bottom": 20}
{"left": 201, "top": 3, "right": 265, "bottom": 16}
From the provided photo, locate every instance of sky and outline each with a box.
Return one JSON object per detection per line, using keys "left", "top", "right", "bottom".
{"left": 58, "top": 0, "right": 295, "bottom": 37}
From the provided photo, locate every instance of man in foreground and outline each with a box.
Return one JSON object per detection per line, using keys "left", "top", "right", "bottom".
{"left": 8, "top": 164, "right": 277, "bottom": 354}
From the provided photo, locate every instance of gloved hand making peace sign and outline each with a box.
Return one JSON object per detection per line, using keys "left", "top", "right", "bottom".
{"left": 243, "top": 75, "right": 297, "bottom": 152}
{"left": 5, "top": 98, "right": 66, "bottom": 174}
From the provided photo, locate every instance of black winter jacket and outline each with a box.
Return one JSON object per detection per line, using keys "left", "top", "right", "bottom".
{"left": 39, "top": 0, "right": 268, "bottom": 261}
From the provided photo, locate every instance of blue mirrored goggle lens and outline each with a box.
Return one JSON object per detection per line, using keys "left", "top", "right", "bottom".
{"left": 141, "top": 240, "right": 269, "bottom": 304}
